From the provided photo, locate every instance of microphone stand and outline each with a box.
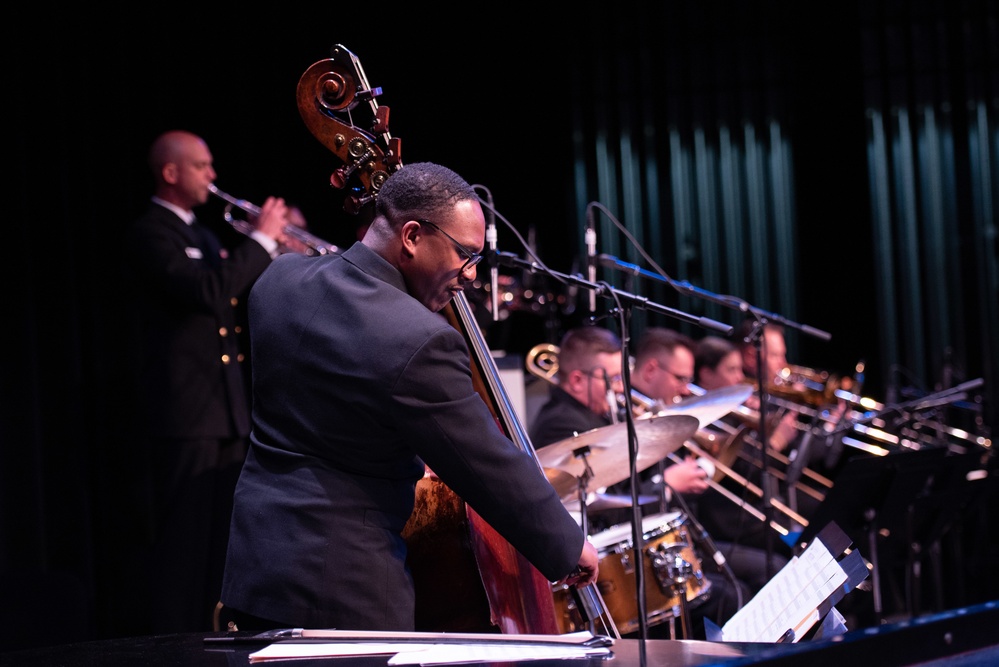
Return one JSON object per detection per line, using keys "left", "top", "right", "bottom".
{"left": 493, "top": 251, "right": 729, "bottom": 645}
{"left": 597, "top": 252, "right": 832, "bottom": 577}
{"left": 746, "top": 321, "right": 778, "bottom": 579}
{"left": 596, "top": 254, "right": 833, "bottom": 342}
{"left": 491, "top": 252, "right": 733, "bottom": 336}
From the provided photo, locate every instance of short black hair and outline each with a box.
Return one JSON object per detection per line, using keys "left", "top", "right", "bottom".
{"left": 374, "top": 162, "right": 477, "bottom": 226}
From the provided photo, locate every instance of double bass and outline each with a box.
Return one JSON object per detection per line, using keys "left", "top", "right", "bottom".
{"left": 296, "top": 44, "right": 561, "bottom": 635}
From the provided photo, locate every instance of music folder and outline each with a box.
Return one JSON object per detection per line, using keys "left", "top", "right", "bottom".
{"left": 707, "top": 522, "right": 869, "bottom": 643}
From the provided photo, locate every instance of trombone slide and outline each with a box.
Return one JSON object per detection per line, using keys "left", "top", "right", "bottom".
{"left": 681, "top": 439, "right": 810, "bottom": 529}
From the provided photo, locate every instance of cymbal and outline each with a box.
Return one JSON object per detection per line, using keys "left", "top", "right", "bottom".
{"left": 563, "top": 492, "right": 661, "bottom": 513}
{"left": 658, "top": 384, "right": 754, "bottom": 428}
{"left": 544, "top": 467, "right": 578, "bottom": 500}
{"left": 536, "top": 414, "right": 699, "bottom": 491}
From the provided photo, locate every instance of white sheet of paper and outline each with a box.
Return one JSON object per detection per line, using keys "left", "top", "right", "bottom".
{"left": 248, "top": 641, "right": 610, "bottom": 664}
{"left": 719, "top": 538, "right": 848, "bottom": 642}
{"left": 388, "top": 643, "right": 610, "bottom": 665}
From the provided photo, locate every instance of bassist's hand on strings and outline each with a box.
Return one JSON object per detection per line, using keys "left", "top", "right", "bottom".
{"left": 562, "top": 539, "right": 599, "bottom": 588}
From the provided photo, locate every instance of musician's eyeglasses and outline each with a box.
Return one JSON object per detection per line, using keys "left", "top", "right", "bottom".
{"left": 586, "top": 369, "right": 623, "bottom": 385}
{"left": 662, "top": 366, "right": 694, "bottom": 385}
{"left": 418, "top": 219, "right": 483, "bottom": 273}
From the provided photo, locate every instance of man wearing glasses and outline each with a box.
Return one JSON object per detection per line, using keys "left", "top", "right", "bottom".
{"left": 221, "top": 162, "right": 598, "bottom": 632}
{"left": 630, "top": 327, "right": 789, "bottom": 632}
{"left": 529, "top": 325, "right": 626, "bottom": 452}
{"left": 529, "top": 325, "right": 750, "bottom": 639}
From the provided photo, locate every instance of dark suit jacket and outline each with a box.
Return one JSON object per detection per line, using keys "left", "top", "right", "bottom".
{"left": 126, "top": 202, "right": 273, "bottom": 438}
{"left": 529, "top": 385, "right": 612, "bottom": 450}
{"left": 221, "top": 243, "right": 584, "bottom": 630}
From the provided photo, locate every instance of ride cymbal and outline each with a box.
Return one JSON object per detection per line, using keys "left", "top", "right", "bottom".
{"left": 659, "top": 384, "right": 754, "bottom": 428}
{"left": 536, "top": 414, "right": 699, "bottom": 490}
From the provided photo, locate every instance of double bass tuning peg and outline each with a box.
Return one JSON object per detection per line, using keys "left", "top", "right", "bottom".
{"left": 344, "top": 190, "right": 376, "bottom": 216}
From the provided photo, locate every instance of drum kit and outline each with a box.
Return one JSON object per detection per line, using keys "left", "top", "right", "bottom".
{"left": 536, "top": 391, "right": 751, "bottom": 637}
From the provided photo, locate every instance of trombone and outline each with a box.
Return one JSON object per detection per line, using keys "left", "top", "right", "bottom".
{"left": 208, "top": 184, "right": 341, "bottom": 256}
{"left": 525, "top": 343, "right": 810, "bottom": 536}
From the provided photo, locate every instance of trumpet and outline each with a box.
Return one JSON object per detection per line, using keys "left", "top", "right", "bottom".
{"left": 208, "top": 184, "right": 341, "bottom": 256}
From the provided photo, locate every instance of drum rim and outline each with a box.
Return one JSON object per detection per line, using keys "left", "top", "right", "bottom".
{"left": 589, "top": 510, "right": 685, "bottom": 550}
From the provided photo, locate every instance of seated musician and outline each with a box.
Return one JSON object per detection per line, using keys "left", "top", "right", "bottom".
{"left": 220, "top": 162, "right": 598, "bottom": 632}
{"left": 629, "top": 329, "right": 783, "bottom": 614}
{"left": 529, "top": 325, "right": 746, "bottom": 639}
{"left": 694, "top": 331, "right": 816, "bottom": 557}
{"left": 734, "top": 318, "right": 849, "bottom": 503}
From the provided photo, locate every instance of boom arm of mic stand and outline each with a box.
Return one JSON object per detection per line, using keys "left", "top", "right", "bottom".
{"left": 494, "top": 252, "right": 732, "bottom": 334}
{"left": 597, "top": 253, "right": 831, "bottom": 342}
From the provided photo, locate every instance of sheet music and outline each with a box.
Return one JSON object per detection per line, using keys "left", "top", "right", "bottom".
{"left": 245, "top": 630, "right": 612, "bottom": 664}
{"left": 719, "top": 537, "right": 849, "bottom": 642}
{"left": 248, "top": 640, "right": 611, "bottom": 664}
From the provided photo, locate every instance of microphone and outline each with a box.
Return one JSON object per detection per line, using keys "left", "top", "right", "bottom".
{"left": 485, "top": 189, "right": 500, "bottom": 321}
{"left": 686, "top": 511, "right": 727, "bottom": 573}
{"left": 585, "top": 208, "right": 597, "bottom": 314}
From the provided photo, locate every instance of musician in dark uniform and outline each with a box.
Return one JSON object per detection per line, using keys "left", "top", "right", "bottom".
{"left": 221, "top": 162, "right": 599, "bottom": 632}
{"left": 125, "top": 129, "right": 288, "bottom": 633}
{"left": 529, "top": 325, "right": 747, "bottom": 640}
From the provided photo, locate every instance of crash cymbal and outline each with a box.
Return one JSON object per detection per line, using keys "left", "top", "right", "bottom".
{"left": 544, "top": 467, "right": 578, "bottom": 500}
{"left": 536, "top": 414, "right": 699, "bottom": 490}
{"left": 563, "top": 492, "right": 661, "bottom": 513}
{"left": 659, "top": 384, "right": 754, "bottom": 428}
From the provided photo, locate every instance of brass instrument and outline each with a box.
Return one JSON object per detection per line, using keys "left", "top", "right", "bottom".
{"left": 754, "top": 361, "right": 902, "bottom": 458}
{"left": 524, "top": 343, "right": 809, "bottom": 534}
{"left": 208, "top": 184, "right": 341, "bottom": 256}
{"left": 769, "top": 364, "right": 840, "bottom": 406}
{"left": 693, "top": 385, "right": 836, "bottom": 495}
{"left": 769, "top": 370, "right": 992, "bottom": 454}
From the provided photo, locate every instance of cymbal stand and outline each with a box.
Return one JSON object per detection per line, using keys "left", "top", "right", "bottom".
{"left": 568, "top": 453, "right": 623, "bottom": 639}
{"left": 572, "top": 448, "right": 596, "bottom": 538}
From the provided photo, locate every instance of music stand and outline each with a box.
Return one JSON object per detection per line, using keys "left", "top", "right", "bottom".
{"left": 796, "top": 447, "right": 947, "bottom": 624}
{"left": 901, "top": 450, "right": 992, "bottom": 616}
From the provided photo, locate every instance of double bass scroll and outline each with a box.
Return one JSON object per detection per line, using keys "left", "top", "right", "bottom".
{"left": 296, "top": 45, "right": 402, "bottom": 214}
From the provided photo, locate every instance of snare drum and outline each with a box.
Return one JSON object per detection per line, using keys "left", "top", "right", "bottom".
{"left": 588, "top": 511, "right": 710, "bottom": 634}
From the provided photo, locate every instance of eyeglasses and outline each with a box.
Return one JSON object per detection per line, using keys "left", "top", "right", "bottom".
{"left": 418, "top": 219, "right": 483, "bottom": 273}
{"left": 586, "top": 369, "right": 623, "bottom": 385}
{"left": 662, "top": 368, "right": 694, "bottom": 385}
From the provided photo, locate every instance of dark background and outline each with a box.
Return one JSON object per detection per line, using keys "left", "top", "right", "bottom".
{"left": 4, "top": 0, "right": 997, "bottom": 649}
